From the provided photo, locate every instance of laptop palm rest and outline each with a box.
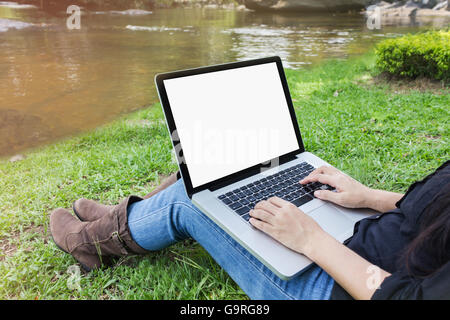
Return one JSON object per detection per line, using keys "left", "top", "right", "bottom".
{"left": 307, "top": 204, "right": 353, "bottom": 238}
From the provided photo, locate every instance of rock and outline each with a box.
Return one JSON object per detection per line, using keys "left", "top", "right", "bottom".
{"left": 364, "top": 0, "right": 450, "bottom": 19}
{"left": 421, "top": 0, "right": 441, "bottom": 8}
{"left": 243, "top": 0, "right": 374, "bottom": 12}
{"left": 382, "top": 6, "right": 417, "bottom": 17}
{"left": 433, "top": 0, "right": 448, "bottom": 10}
{"left": 404, "top": 0, "right": 422, "bottom": 8}
{"left": 367, "top": 1, "right": 392, "bottom": 11}
{"left": 236, "top": 4, "right": 249, "bottom": 10}
{"left": 377, "top": 1, "right": 392, "bottom": 6}
{"left": 402, "top": 0, "right": 442, "bottom": 9}
{"left": 416, "top": 7, "right": 450, "bottom": 14}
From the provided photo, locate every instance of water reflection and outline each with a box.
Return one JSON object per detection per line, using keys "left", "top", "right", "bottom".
{"left": 0, "top": 5, "right": 448, "bottom": 157}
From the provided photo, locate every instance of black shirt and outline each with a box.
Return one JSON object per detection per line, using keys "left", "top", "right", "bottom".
{"left": 330, "top": 161, "right": 450, "bottom": 300}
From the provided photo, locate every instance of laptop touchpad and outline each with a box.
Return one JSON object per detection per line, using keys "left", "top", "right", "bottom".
{"left": 307, "top": 204, "right": 353, "bottom": 237}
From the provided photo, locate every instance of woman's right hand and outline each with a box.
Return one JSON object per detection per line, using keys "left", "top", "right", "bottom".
{"left": 300, "top": 165, "right": 373, "bottom": 209}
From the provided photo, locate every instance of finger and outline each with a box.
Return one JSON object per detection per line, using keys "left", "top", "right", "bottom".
{"left": 300, "top": 166, "right": 336, "bottom": 184}
{"left": 300, "top": 168, "right": 320, "bottom": 183}
{"left": 249, "top": 217, "right": 274, "bottom": 234}
{"left": 250, "top": 209, "right": 274, "bottom": 225}
{"left": 318, "top": 165, "right": 338, "bottom": 174}
{"left": 314, "top": 190, "right": 341, "bottom": 204}
{"left": 311, "top": 165, "right": 335, "bottom": 176}
{"left": 254, "top": 199, "right": 281, "bottom": 213}
{"left": 267, "top": 196, "right": 290, "bottom": 208}
{"left": 300, "top": 172, "right": 338, "bottom": 187}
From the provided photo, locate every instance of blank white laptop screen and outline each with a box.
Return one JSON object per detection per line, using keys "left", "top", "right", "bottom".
{"left": 163, "top": 62, "right": 299, "bottom": 188}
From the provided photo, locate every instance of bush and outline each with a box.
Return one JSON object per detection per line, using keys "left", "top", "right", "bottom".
{"left": 375, "top": 29, "right": 450, "bottom": 82}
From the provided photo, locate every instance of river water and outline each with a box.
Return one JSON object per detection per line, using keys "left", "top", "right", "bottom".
{"left": 0, "top": 3, "right": 448, "bottom": 157}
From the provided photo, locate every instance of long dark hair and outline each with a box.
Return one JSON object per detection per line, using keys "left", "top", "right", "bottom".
{"left": 403, "top": 182, "right": 450, "bottom": 278}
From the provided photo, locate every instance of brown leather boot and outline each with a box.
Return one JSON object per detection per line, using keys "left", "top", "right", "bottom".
{"left": 73, "top": 171, "right": 180, "bottom": 221}
{"left": 50, "top": 196, "right": 148, "bottom": 271}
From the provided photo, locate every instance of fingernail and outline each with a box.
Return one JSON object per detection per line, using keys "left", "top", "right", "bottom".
{"left": 314, "top": 191, "right": 320, "bottom": 197}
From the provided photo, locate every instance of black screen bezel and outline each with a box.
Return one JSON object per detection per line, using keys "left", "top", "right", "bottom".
{"left": 155, "top": 56, "right": 305, "bottom": 198}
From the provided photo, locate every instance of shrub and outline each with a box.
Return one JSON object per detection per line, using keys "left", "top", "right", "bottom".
{"left": 375, "top": 29, "right": 450, "bottom": 82}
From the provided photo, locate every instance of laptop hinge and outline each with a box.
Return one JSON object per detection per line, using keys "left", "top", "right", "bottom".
{"left": 208, "top": 152, "right": 298, "bottom": 192}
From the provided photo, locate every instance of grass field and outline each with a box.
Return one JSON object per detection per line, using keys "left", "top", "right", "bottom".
{"left": 0, "top": 53, "right": 448, "bottom": 299}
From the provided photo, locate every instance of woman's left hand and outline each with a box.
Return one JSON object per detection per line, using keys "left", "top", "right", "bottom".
{"left": 249, "top": 197, "right": 325, "bottom": 256}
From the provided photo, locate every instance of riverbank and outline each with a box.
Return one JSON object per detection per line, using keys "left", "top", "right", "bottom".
{"left": 0, "top": 53, "right": 448, "bottom": 299}
{"left": 364, "top": 1, "right": 450, "bottom": 25}
{"left": 11, "top": 0, "right": 450, "bottom": 14}
{"left": 13, "top": 0, "right": 247, "bottom": 11}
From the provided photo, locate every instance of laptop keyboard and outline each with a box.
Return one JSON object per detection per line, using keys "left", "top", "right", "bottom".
{"left": 217, "top": 162, "right": 335, "bottom": 223}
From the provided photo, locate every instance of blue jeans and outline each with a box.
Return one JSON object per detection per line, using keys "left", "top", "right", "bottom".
{"left": 127, "top": 179, "right": 334, "bottom": 300}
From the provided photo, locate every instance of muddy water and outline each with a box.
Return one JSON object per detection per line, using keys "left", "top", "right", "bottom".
{"left": 0, "top": 3, "right": 447, "bottom": 157}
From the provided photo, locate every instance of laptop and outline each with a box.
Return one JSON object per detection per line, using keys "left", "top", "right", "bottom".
{"left": 155, "top": 56, "right": 375, "bottom": 280}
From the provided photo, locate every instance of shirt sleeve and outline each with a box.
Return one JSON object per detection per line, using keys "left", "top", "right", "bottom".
{"left": 371, "top": 262, "right": 450, "bottom": 300}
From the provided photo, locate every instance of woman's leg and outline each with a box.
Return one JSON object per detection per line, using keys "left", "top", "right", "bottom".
{"left": 127, "top": 179, "right": 334, "bottom": 300}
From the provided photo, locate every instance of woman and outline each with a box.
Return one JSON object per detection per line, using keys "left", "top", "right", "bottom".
{"left": 50, "top": 161, "right": 450, "bottom": 299}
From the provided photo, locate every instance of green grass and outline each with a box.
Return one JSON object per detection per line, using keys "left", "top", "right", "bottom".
{"left": 0, "top": 53, "right": 448, "bottom": 299}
